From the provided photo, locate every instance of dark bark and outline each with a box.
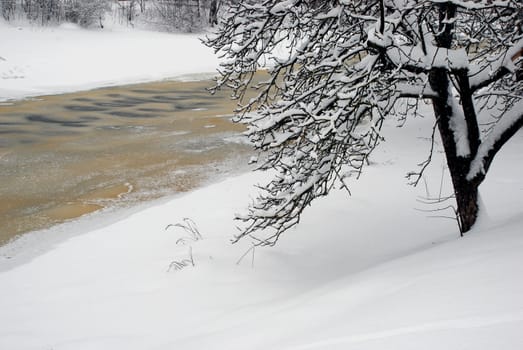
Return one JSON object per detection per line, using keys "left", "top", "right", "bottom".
{"left": 455, "top": 69, "right": 480, "bottom": 156}
{"left": 430, "top": 67, "right": 480, "bottom": 235}
{"left": 429, "top": 3, "right": 480, "bottom": 234}
{"left": 209, "top": 0, "right": 219, "bottom": 26}
{"left": 454, "top": 179, "right": 479, "bottom": 234}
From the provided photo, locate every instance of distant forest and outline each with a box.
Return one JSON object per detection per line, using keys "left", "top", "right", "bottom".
{"left": 0, "top": 0, "right": 225, "bottom": 32}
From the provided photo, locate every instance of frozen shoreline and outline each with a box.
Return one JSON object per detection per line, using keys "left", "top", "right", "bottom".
{"left": 0, "top": 158, "right": 254, "bottom": 273}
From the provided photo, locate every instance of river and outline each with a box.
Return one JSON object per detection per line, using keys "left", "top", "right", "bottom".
{"left": 0, "top": 79, "right": 253, "bottom": 246}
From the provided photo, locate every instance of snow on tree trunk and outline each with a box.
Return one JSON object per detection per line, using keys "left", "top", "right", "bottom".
{"left": 429, "top": 65, "right": 478, "bottom": 234}
{"left": 427, "top": 3, "right": 479, "bottom": 234}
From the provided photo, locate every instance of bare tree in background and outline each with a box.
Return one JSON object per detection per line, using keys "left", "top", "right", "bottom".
{"left": 1, "top": 0, "right": 225, "bottom": 31}
{"left": 64, "top": 0, "right": 110, "bottom": 27}
{"left": 152, "top": 0, "right": 218, "bottom": 31}
{"left": 205, "top": 0, "right": 523, "bottom": 245}
{"left": 2, "top": 0, "right": 111, "bottom": 26}
{"left": 1, "top": 0, "right": 16, "bottom": 20}
{"left": 208, "top": 0, "right": 218, "bottom": 26}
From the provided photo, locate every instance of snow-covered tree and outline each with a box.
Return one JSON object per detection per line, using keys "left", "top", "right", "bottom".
{"left": 1, "top": 0, "right": 16, "bottom": 20}
{"left": 204, "top": 0, "right": 523, "bottom": 244}
{"left": 151, "top": 0, "right": 221, "bottom": 31}
{"left": 64, "top": 0, "right": 110, "bottom": 27}
{"left": 1, "top": 0, "right": 110, "bottom": 26}
{"left": 22, "top": 0, "right": 62, "bottom": 24}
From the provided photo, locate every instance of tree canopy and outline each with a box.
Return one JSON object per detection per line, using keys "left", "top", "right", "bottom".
{"left": 205, "top": 0, "right": 523, "bottom": 245}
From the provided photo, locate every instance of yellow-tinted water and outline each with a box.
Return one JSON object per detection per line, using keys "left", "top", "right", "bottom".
{"left": 0, "top": 79, "right": 252, "bottom": 246}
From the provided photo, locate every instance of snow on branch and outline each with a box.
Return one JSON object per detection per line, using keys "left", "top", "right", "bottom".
{"left": 468, "top": 99, "right": 523, "bottom": 181}
{"left": 205, "top": 0, "right": 523, "bottom": 242}
{"left": 470, "top": 38, "right": 523, "bottom": 92}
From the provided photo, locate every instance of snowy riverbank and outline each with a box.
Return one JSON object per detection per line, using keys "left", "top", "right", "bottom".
{"left": 0, "top": 21, "right": 218, "bottom": 101}
{"left": 1, "top": 22, "right": 522, "bottom": 350}
{"left": 1, "top": 112, "right": 522, "bottom": 349}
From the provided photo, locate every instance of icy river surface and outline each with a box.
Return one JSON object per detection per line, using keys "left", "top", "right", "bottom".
{"left": 0, "top": 79, "right": 252, "bottom": 245}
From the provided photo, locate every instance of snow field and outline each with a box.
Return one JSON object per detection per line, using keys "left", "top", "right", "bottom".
{"left": 0, "top": 21, "right": 522, "bottom": 350}
{"left": 0, "top": 22, "right": 218, "bottom": 101}
{"left": 0, "top": 114, "right": 521, "bottom": 349}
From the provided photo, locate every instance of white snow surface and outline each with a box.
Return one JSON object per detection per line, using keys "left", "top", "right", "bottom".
{"left": 1, "top": 114, "right": 522, "bottom": 349}
{"left": 0, "top": 22, "right": 219, "bottom": 101}
{"left": 1, "top": 22, "right": 523, "bottom": 350}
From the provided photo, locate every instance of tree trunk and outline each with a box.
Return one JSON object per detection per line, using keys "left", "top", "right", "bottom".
{"left": 197, "top": 0, "right": 201, "bottom": 18}
{"left": 430, "top": 95, "right": 480, "bottom": 234}
{"left": 430, "top": 66, "right": 480, "bottom": 235}
{"left": 453, "top": 178, "right": 479, "bottom": 234}
{"left": 427, "top": 3, "right": 480, "bottom": 235}
{"left": 209, "top": 0, "right": 218, "bottom": 26}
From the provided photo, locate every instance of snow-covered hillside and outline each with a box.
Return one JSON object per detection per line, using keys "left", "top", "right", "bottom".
{"left": 0, "top": 22, "right": 218, "bottom": 101}
{"left": 0, "top": 111, "right": 521, "bottom": 349}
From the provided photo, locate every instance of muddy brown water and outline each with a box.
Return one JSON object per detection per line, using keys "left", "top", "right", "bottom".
{"left": 0, "top": 79, "right": 254, "bottom": 246}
